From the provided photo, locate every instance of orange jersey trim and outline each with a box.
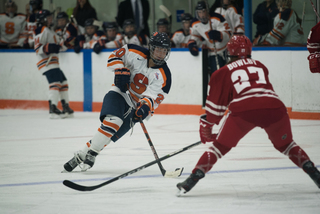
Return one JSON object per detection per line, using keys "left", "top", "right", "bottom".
{"left": 129, "top": 48, "right": 147, "bottom": 59}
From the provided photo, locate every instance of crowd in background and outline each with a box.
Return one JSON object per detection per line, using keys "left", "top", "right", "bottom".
{"left": 0, "top": 0, "right": 307, "bottom": 53}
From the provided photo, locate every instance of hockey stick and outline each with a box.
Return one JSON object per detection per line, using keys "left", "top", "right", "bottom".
{"left": 63, "top": 141, "right": 202, "bottom": 191}
{"left": 159, "top": 5, "right": 172, "bottom": 34}
{"left": 139, "top": 119, "right": 183, "bottom": 178}
{"left": 309, "top": 0, "right": 320, "bottom": 20}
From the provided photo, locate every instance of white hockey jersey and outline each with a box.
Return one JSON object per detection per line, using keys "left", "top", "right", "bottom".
{"left": 190, "top": 14, "right": 232, "bottom": 56}
{"left": 107, "top": 44, "right": 171, "bottom": 111}
{"left": 0, "top": 13, "right": 27, "bottom": 46}
{"left": 26, "top": 14, "right": 37, "bottom": 48}
{"left": 171, "top": 29, "right": 190, "bottom": 48}
{"left": 122, "top": 34, "right": 149, "bottom": 48}
{"left": 105, "top": 33, "right": 123, "bottom": 49}
{"left": 258, "top": 9, "right": 304, "bottom": 46}
{"left": 33, "top": 26, "right": 65, "bottom": 74}
{"left": 82, "top": 30, "right": 105, "bottom": 49}
{"left": 214, "top": 6, "right": 244, "bottom": 34}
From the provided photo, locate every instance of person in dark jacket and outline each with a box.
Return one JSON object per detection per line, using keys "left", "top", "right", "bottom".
{"left": 72, "top": 0, "right": 97, "bottom": 27}
{"left": 116, "top": 0, "right": 150, "bottom": 36}
{"left": 253, "top": 0, "right": 279, "bottom": 38}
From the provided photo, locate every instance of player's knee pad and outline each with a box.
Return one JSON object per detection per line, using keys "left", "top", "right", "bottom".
{"left": 98, "top": 115, "right": 123, "bottom": 139}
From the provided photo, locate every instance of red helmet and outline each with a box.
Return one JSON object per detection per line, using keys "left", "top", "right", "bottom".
{"left": 227, "top": 35, "right": 252, "bottom": 59}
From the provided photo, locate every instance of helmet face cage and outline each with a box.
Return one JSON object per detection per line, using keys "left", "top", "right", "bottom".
{"left": 227, "top": 35, "right": 252, "bottom": 60}
{"left": 5, "top": 0, "right": 17, "bottom": 15}
{"left": 181, "top": 13, "right": 193, "bottom": 31}
{"left": 56, "top": 12, "right": 69, "bottom": 28}
{"left": 195, "top": 1, "right": 209, "bottom": 23}
{"left": 29, "top": 0, "right": 43, "bottom": 12}
{"left": 104, "top": 22, "right": 118, "bottom": 40}
{"left": 149, "top": 32, "right": 171, "bottom": 65}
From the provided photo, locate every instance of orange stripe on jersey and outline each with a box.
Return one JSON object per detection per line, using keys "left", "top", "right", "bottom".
{"left": 129, "top": 48, "right": 147, "bottom": 59}
{"left": 211, "top": 17, "right": 221, "bottom": 22}
{"left": 191, "top": 20, "right": 201, "bottom": 27}
{"left": 102, "top": 120, "right": 120, "bottom": 131}
{"left": 98, "top": 128, "right": 112, "bottom": 138}
{"left": 108, "top": 53, "right": 117, "bottom": 59}
{"left": 37, "top": 57, "right": 50, "bottom": 66}
{"left": 159, "top": 68, "right": 167, "bottom": 88}
{"left": 273, "top": 29, "right": 285, "bottom": 38}
{"left": 41, "top": 26, "right": 46, "bottom": 33}
{"left": 108, "top": 61, "right": 124, "bottom": 67}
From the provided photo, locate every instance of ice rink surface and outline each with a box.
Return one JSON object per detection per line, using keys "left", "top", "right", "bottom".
{"left": 0, "top": 109, "right": 319, "bottom": 214}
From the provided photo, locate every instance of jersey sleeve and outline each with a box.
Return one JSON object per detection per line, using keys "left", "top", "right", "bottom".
{"left": 107, "top": 44, "right": 128, "bottom": 70}
{"left": 190, "top": 20, "right": 203, "bottom": 45}
{"left": 307, "top": 21, "right": 320, "bottom": 53}
{"left": 229, "top": 7, "right": 244, "bottom": 34}
{"left": 34, "top": 26, "right": 49, "bottom": 55}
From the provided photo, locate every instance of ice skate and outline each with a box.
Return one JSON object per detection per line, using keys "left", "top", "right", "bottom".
{"left": 176, "top": 169, "right": 205, "bottom": 196}
{"left": 61, "top": 100, "right": 74, "bottom": 118}
{"left": 81, "top": 150, "right": 98, "bottom": 172}
{"left": 303, "top": 161, "right": 320, "bottom": 188}
{"left": 63, "top": 151, "right": 84, "bottom": 172}
{"left": 49, "top": 103, "right": 63, "bottom": 119}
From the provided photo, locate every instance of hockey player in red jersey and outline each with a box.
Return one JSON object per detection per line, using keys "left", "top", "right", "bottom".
{"left": 33, "top": 10, "right": 74, "bottom": 118}
{"left": 63, "top": 32, "right": 172, "bottom": 172}
{"left": 176, "top": 35, "right": 320, "bottom": 195}
{"left": 307, "top": 21, "right": 320, "bottom": 73}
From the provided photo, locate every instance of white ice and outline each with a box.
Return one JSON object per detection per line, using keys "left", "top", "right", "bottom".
{"left": 0, "top": 109, "right": 319, "bottom": 214}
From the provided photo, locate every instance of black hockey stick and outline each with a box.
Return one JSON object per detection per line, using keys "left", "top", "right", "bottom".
{"left": 63, "top": 141, "right": 202, "bottom": 191}
{"left": 139, "top": 119, "right": 183, "bottom": 177}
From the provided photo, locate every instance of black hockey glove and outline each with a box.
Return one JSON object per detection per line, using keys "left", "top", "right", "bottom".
{"left": 188, "top": 40, "right": 199, "bottom": 56}
{"left": 133, "top": 98, "right": 151, "bottom": 122}
{"left": 74, "top": 45, "right": 82, "bottom": 53}
{"left": 208, "top": 30, "right": 222, "bottom": 42}
{"left": 93, "top": 43, "right": 103, "bottom": 54}
{"left": 114, "top": 67, "right": 130, "bottom": 92}
{"left": 43, "top": 43, "right": 60, "bottom": 55}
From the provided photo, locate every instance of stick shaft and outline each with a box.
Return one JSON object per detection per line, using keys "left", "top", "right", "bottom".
{"left": 140, "top": 119, "right": 166, "bottom": 175}
{"left": 63, "top": 141, "right": 202, "bottom": 191}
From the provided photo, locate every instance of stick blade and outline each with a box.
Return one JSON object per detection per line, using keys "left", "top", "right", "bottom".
{"left": 159, "top": 5, "right": 171, "bottom": 17}
{"left": 164, "top": 167, "right": 184, "bottom": 178}
{"left": 63, "top": 180, "right": 96, "bottom": 191}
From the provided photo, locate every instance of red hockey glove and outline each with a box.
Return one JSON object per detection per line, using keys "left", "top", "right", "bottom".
{"left": 133, "top": 98, "right": 152, "bottom": 122}
{"left": 114, "top": 67, "right": 130, "bottom": 92}
{"left": 307, "top": 53, "right": 320, "bottom": 73}
{"left": 199, "top": 114, "right": 216, "bottom": 144}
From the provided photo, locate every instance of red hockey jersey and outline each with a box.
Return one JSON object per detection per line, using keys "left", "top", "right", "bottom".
{"left": 205, "top": 58, "right": 284, "bottom": 125}
{"left": 307, "top": 21, "right": 320, "bottom": 53}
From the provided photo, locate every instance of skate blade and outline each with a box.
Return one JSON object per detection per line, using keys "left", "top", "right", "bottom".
{"left": 176, "top": 188, "right": 186, "bottom": 197}
{"left": 50, "top": 114, "right": 62, "bottom": 119}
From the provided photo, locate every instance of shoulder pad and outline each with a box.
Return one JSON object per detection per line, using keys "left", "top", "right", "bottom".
{"left": 159, "top": 64, "right": 172, "bottom": 94}
{"left": 210, "top": 12, "right": 226, "bottom": 23}
{"left": 127, "top": 44, "right": 149, "bottom": 58}
{"left": 34, "top": 26, "right": 46, "bottom": 35}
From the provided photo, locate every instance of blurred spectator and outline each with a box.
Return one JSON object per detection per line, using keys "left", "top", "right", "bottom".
{"left": 253, "top": 0, "right": 304, "bottom": 46}
{"left": 116, "top": 0, "right": 150, "bottom": 36}
{"left": 25, "top": 0, "right": 43, "bottom": 48}
{"left": 157, "top": 18, "right": 172, "bottom": 38}
{"left": 55, "top": 12, "right": 78, "bottom": 49}
{"left": 73, "top": 18, "right": 104, "bottom": 53}
{"left": 0, "top": 0, "right": 27, "bottom": 49}
{"left": 25, "top": 3, "right": 30, "bottom": 20}
{"left": 101, "top": 21, "right": 123, "bottom": 49}
{"left": 213, "top": 0, "right": 244, "bottom": 35}
{"left": 210, "top": 0, "right": 243, "bottom": 15}
{"left": 121, "top": 19, "right": 149, "bottom": 47}
{"left": 253, "top": 0, "right": 279, "bottom": 39}
{"left": 171, "top": 13, "right": 193, "bottom": 48}
{"left": 73, "top": 0, "right": 97, "bottom": 27}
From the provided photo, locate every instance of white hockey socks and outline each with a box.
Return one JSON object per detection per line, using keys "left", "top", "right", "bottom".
{"left": 59, "top": 81, "right": 69, "bottom": 103}
{"left": 48, "top": 82, "right": 61, "bottom": 105}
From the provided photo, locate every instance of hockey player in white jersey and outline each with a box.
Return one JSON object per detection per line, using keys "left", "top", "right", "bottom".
{"left": 121, "top": 19, "right": 149, "bottom": 48}
{"left": 188, "top": 0, "right": 232, "bottom": 74}
{"left": 171, "top": 13, "right": 193, "bottom": 48}
{"left": 63, "top": 32, "right": 172, "bottom": 172}
{"left": 25, "top": 0, "right": 43, "bottom": 48}
{"left": 90, "top": 22, "right": 123, "bottom": 54}
{"left": 0, "top": 0, "right": 27, "bottom": 48}
{"left": 253, "top": 0, "right": 304, "bottom": 46}
{"left": 214, "top": 0, "right": 244, "bottom": 35}
{"left": 73, "top": 18, "right": 104, "bottom": 53}
{"left": 55, "top": 12, "right": 78, "bottom": 49}
{"left": 33, "top": 10, "right": 74, "bottom": 118}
